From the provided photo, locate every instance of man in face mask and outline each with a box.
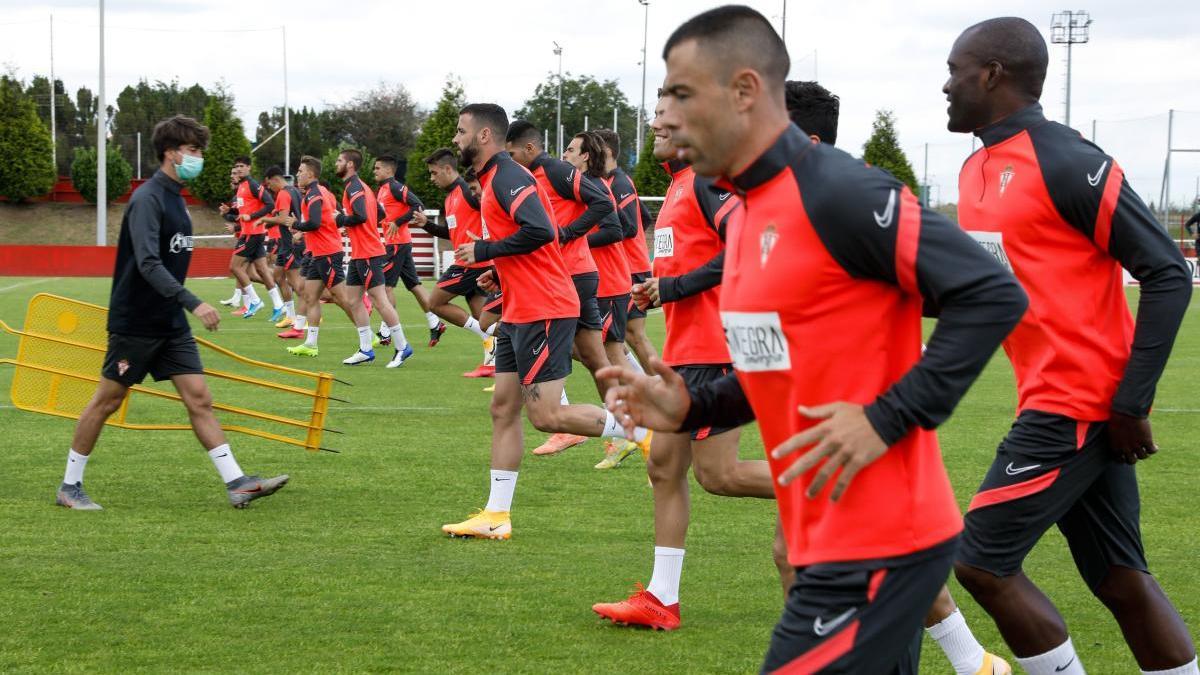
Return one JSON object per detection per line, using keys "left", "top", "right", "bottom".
{"left": 55, "top": 114, "right": 290, "bottom": 512}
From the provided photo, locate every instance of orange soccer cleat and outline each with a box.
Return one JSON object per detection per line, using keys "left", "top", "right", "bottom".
{"left": 462, "top": 364, "right": 496, "bottom": 379}
{"left": 532, "top": 433, "right": 589, "bottom": 456}
{"left": 592, "top": 584, "right": 680, "bottom": 631}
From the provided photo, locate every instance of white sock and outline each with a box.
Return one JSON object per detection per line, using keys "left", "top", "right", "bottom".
{"left": 268, "top": 286, "right": 284, "bottom": 309}
{"left": 63, "top": 449, "right": 88, "bottom": 485}
{"left": 1143, "top": 658, "right": 1200, "bottom": 675}
{"left": 560, "top": 389, "right": 569, "bottom": 406}
{"left": 293, "top": 314, "right": 307, "bottom": 330}
{"left": 601, "top": 411, "right": 648, "bottom": 442}
{"left": 926, "top": 609, "right": 986, "bottom": 675}
{"left": 229, "top": 287, "right": 242, "bottom": 303}
{"left": 246, "top": 285, "right": 261, "bottom": 304}
{"left": 207, "top": 444, "right": 245, "bottom": 484}
{"left": 426, "top": 311, "right": 440, "bottom": 329}
{"left": 379, "top": 322, "right": 391, "bottom": 338}
{"left": 1016, "top": 638, "right": 1084, "bottom": 675}
{"left": 646, "top": 546, "right": 685, "bottom": 606}
{"left": 625, "top": 350, "right": 646, "bottom": 375}
{"left": 388, "top": 324, "right": 408, "bottom": 350}
{"left": 483, "top": 336, "right": 496, "bottom": 366}
{"left": 242, "top": 286, "right": 255, "bottom": 309}
{"left": 283, "top": 300, "right": 295, "bottom": 320}
{"left": 357, "top": 325, "right": 373, "bottom": 352}
{"left": 485, "top": 469, "right": 518, "bottom": 512}
{"left": 304, "top": 326, "right": 319, "bottom": 348}
{"left": 463, "top": 316, "right": 488, "bottom": 340}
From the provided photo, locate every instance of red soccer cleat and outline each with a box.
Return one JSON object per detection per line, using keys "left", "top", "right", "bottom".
{"left": 462, "top": 364, "right": 496, "bottom": 379}
{"left": 592, "top": 584, "right": 680, "bottom": 631}
{"left": 232, "top": 306, "right": 247, "bottom": 316}
{"left": 277, "top": 328, "right": 304, "bottom": 339}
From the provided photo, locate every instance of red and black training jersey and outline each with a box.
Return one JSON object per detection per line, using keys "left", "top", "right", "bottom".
{"left": 959, "top": 103, "right": 1191, "bottom": 421}
{"left": 652, "top": 160, "right": 740, "bottom": 367}
{"left": 298, "top": 182, "right": 341, "bottom": 257}
{"left": 376, "top": 177, "right": 425, "bottom": 246}
{"left": 438, "top": 177, "right": 488, "bottom": 270}
{"left": 337, "top": 174, "right": 385, "bottom": 260}
{"left": 606, "top": 168, "right": 653, "bottom": 275}
{"left": 235, "top": 177, "right": 274, "bottom": 236}
{"left": 270, "top": 184, "right": 302, "bottom": 249}
{"left": 681, "top": 125, "right": 1026, "bottom": 566}
{"left": 529, "top": 152, "right": 620, "bottom": 277}
{"left": 590, "top": 177, "right": 633, "bottom": 297}
{"left": 472, "top": 151, "right": 579, "bottom": 323}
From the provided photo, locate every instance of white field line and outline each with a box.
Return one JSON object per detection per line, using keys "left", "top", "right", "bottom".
{"left": 0, "top": 278, "right": 57, "bottom": 293}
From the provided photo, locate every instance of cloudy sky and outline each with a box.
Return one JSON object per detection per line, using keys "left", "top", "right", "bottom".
{"left": 2, "top": 0, "right": 1198, "bottom": 207}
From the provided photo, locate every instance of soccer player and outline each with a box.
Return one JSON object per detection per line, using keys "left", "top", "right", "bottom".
{"left": 373, "top": 155, "right": 446, "bottom": 347}
{"left": 416, "top": 148, "right": 496, "bottom": 375}
{"left": 223, "top": 157, "right": 283, "bottom": 319}
{"left": 601, "top": 7, "right": 1028, "bottom": 672}
{"left": 54, "top": 115, "right": 289, "bottom": 511}
{"left": 260, "top": 166, "right": 301, "bottom": 329}
{"left": 333, "top": 149, "right": 412, "bottom": 367}
{"left": 218, "top": 169, "right": 246, "bottom": 308}
{"left": 440, "top": 104, "right": 651, "bottom": 539}
{"left": 594, "top": 128, "right": 659, "bottom": 375}
{"left": 505, "top": 120, "right": 626, "bottom": 456}
{"left": 943, "top": 18, "right": 1198, "bottom": 675}
{"left": 1185, "top": 208, "right": 1200, "bottom": 257}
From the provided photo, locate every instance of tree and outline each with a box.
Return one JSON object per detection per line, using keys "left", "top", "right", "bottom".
{"left": 70, "top": 144, "right": 132, "bottom": 204}
{"left": 25, "top": 75, "right": 78, "bottom": 175}
{"left": 111, "top": 79, "right": 209, "bottom": 177}
{"left": 515, "top": 73, "right": 641, "bottom": 170}
{"left": 253, "top": 105, "right": 338, "bottom": 174}
{"left": 632, "top": 132, "right": 670, "bottom": 197}
{"left": 321, "top": 141, "right": 377, "bottom": 198}
{"left": 405, "top": 76, "right": 466, "bottom": 207}
{"left": 0, "top": 76, "right": 57, "bottom": 202}
{"left": 191, "top": 93, "right": 251, "bottom": 204}
{"left": 332, "top": 82, "right": 422, "bottom": 159}
{"left": 862, "top": 110, "right": 918, "bottom": 193}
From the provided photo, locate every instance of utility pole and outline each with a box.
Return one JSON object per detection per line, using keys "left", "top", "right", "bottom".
{"left": 553, "top": 41, "right": 563, "bottom": 157}
{"left": 637, "top": 0, "right": 649, "bottom": 162}
{"left": 49, "top": 13, "right": 56, "bottom": 172}
{"left": 97, "top": 0, "right": 106, "bottom": 246}
{"left": 1050, "top": 10, "right": 1091, "bottom": 129}
{"left": 613, "top": 106, "right": 618, "bottom": 136}
{"left": 282, "top": 25, "right": 290, "bottom": 175}
{"left": 781, "top": 0, "right": 787, "bottom": 41}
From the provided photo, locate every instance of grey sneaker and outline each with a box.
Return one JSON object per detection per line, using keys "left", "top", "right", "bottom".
{"left": 56, "top": 482, "right": 103, "bottom": 510}
{"left": 227, "top": 474, "right": 289, "bottom": 509}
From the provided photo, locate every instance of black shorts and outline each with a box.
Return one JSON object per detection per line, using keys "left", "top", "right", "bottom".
{"left": 572, "top": 272, "right": 603, "bottom": 332}
{"left": 305, "top": 252, "right": 346, "bottom": 288}
{"left": 347, "top": 255, "right": 387, "bottom": 290}
{"left": 628, "top": 272, "right": 651, "bottom": 320}
{"left": 274, "top": 238, "right": 293, "bottom": 268}
{"left": 437, "top": 265, "right": 486, "bottom": 298}
{"left": 761, "top": 537, "right": 957, "bottom": 675}
{"left": 597, "top": 294, "right": 630, "bottom": 344}
{"left": 297, "top": 251, "right": 312, "bottom": 277}
{"left": 676, "top": 365, "right": 736, "bottom": 440}
{"left": 494, "top": 318, "right": 577, "bottom": 385}
{"left": 384, "top": 244, "right": 421, "bottom": 290}
{"left": 236, "top": 233, "right": 268, "bottom": 261}
{"left": 101, "top": 332, "right": 204, "bottom": 387}
{"left": 483, "top": 291, "right": 503, "bottom": 316}
{"left": 958, "top": 410, "right": 1147, "bottom": 591}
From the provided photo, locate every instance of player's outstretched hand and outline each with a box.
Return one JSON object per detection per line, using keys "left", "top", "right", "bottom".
{"left": 771, "top": 402, "right": 888, "bottom": 502}
{"left": 455, "top": 231, "right": 481, "bottom": 265}
{"left": 411, "top": 211, "right": 428, "bottom": 228}
{"left": 632, "top": 278, "right": 661, "bottom": 310}
{"left": 476, "top": 269, "right": 498, "bottom": 293}
{"left": 385, "top": 223, "right": 399, "bottom": 240}
{"left": 1108, "top": 411, "right": 1157, "bottom": 465}
{"left": 597, "top": 358, "right": 689, "bottom": 438}
{"left": 192, "top": 302, "right": 220, "bottom": 332}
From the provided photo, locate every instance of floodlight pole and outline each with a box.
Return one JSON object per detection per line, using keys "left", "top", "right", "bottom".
{"left": 49, "top": 13, "right": 56, "bottom": 172}
{"left": 1050, "top": 10, "right": 1091, "bottom": 129}
{"left": 282, "top": 25, "right": 290, "bottom": 175}
{"left": 97, "top": 0, "right": 106, "bottom": 246}
{"left": 554, "top": 41, "right": 563, "bottom": 157}
{"left": 637, "top": 0, "right": 649, "bottom": 163}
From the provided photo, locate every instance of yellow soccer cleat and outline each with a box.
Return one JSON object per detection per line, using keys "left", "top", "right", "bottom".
{"left": 977, "top": 653, "right": 1012, "bottom": 675}
{"left": 482, "top": 384, "right": 495, "bottom": 392}
{"left": 442, "top": 509, "right": 511, "bottom": 540}
{"left": 287, "top": 344, "right": 318, "bottom": 357}
{"left": 275, "top": 316, "right": 294, "bottom": 329}
{"left": 594, "top": 439, "right": 638, "bottom": 469}
{"left": 635, "top": 430, "right": 654, "bottom": 460}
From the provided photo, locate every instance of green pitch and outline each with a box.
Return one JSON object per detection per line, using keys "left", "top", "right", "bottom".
{"left": 0, "top": 276, "right": 1195, "bottom": 673}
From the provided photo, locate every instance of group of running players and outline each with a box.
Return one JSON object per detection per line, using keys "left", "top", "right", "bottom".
{"left": 56, "top": 4, "right": 1198, "bottom": 674}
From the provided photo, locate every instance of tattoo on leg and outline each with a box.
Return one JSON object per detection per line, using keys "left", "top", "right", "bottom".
{"left": 520, "top": 383, "right": 541, "bottom": 403}
{"left": 595, "top": 417, "right": 606, "bottom": 430}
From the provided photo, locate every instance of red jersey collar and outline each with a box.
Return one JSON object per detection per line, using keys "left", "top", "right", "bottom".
{"left": 664, "top": 159, "right": 688, "bottom": 176}
{"left": 724, "top": 123, "right": 811, "bottom": 195}
{"left": 975, "top": 103, "right": 1048, "bottom": 148}
{"left": 478, "top": 150, "right": 511, "bottom": 180}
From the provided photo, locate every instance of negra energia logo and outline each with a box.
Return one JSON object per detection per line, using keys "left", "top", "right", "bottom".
{"left": 169, "top": 233, "right": 194, "bottom": 254}
{"left": 721, "top": 311, "right": 791, "bottom": 372}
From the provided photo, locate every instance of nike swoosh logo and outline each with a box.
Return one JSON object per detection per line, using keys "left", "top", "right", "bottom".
{"left": 1005, "top": 462, "right": 1042, "bottom": 476}
{"left": 873, "top": 189, "right": 896, "bottom": 228}
{"left": 488, "top": 524, "right": 505, "bottom": 531}
{"left": 718, "top": 192, "right": 731, "bottom": 201}
{"left": 493, "top": 478, "right": 513, "bottom": 482}
{"left": 510, "top": 187, "right": 524, "bottom": 196}
{"left": 813, "top": 607, "right": 856, "bottom": 636}
{"left": 619, "top": 193, "right": 633, "bottom": 200}
{"left": 532, "top": 341, "right": 547, "bottom": 355}
{"left": 215, "top": 453, "right": 229, "bottom": 459}
{"left": 1087, "top": 160, "right": 1108, "bottom": 187}
{"left": 1055, "top": 656, "right": 1076, "bottom": 672}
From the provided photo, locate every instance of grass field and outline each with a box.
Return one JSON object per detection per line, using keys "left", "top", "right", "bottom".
{"left": 0, "top": 275, "right": 1196, "bottom": 674}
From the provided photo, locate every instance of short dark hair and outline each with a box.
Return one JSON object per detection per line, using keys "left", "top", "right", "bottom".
{"left": 960, "top": 17, "right": 1049, "bottom": 98}
{"left": 505, "top": 120, "right": 542, "bottom": 147}
{"left": 593, "top": 129, "right": 620, "bottom": 160}
{"left": 424, "top": 148, "right": 458, "bottom": 167}
{"left": 299, "top": 155, "right": 321, "bottom": 176}
{"left": 460, "top": 103, "right": 509, "bottom": 139}
{"left": 232, "top": 155, "right": 251, "bottom": 167}
{"left": 264, "top": 165, "right": 284, "bottom": 179}
{"left": 151, "top": 115, "right": 210, "bottom": 162}
{"left": 573, "top": 132, "right": 608, "bottom": 178}
{"left": 339, "top": 148, "right": 364, "bottom": 171}
{"left": 663, "top": 5, "right": 789, "bottom": 86}
{"left": 785, "top": 81, "right": 840, "bottom": 146}
{"left": 375, "top": 155, "right": 398, "bottom": 171}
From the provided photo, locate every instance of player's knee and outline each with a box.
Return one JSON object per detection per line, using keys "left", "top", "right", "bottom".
{"left": 95, "top": 392, "right": 124, "bottom": 416}
{"left": 693, "top": 463, "right": 737, "bottom": 496}
{"left": 489, "top": 397, "right": 520, "bottom": 424}
{"left": 646, "top": 455, "right": 679, "bottom": 487}
{"left": 1092, "top": 567, "right": 1152, "bottom": 613}
{"left": 182, "top": 389, "right": 214, "bottom": 416}
{"left": 953, "top": 561, "right": 1003, "bottom": 598}
{"left": 525, "top": 405, "right": 559, "bottom": 433}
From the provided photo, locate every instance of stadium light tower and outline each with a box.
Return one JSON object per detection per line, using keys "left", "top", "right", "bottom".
{"left": 636, "top": 0, "right": 649, "bottom": 162}
{"left": 1050, "top": 10, "right": 1092, "bottom": 129}
{"left": 553, "top": 41, "right": 563, "bottom": 157}
{"left": 96, "top": 0, "right": 106, "bottom": 246}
